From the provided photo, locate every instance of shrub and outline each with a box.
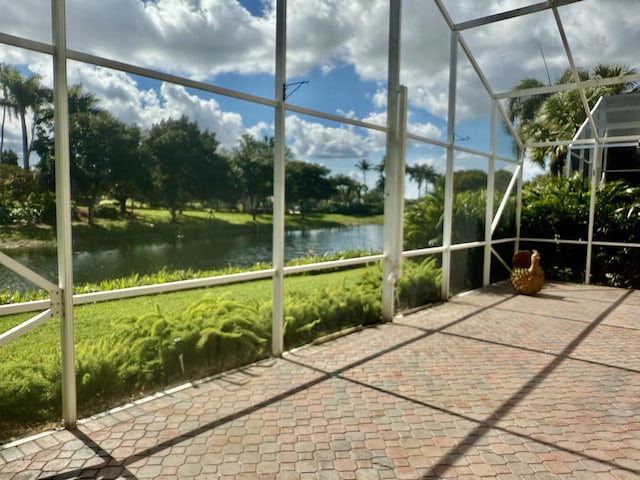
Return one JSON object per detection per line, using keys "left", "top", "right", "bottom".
{"left": 0, "top": 352, "right": 61, "bottom": 422}
{"left": 396, "top": 257, "right": 442, "bottom": 310}
{"left": 283, "top": 271, "right": 382, "bottom": 349}
{"left": 76, "top": 297, "right": 271, "bottom": 403}
{"left": 520, "top": 175, "right": 640, "bottom": 286}
{"left": 404, "top": 187, "right": 516, "bottom": 250}
{"left": 94, "top": 202, "right": 120, "bottom": 219}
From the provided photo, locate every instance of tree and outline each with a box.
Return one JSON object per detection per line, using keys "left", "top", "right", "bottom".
{"left": 0, "top": 64, "right": 20, "bottom": 155}
{"left": 509, "top": 63, "right": 638, "bottom": 176}
{"left": 285, "top": 160, "right": 334, "bottom": 217}
{"left": 407, "top": 163, "right": 438, "bottom": 198}
{"left": 372, "top": 159, "right": 385, "bottom": 199}
{"left": 143, "top": 116, "right": 229, "bottom": 222}
{"left": 33, "top": 85, "right": 106, "bottom": 224}
{"left": 507, "top": 78, "right": 548, "bottom": 127}
{"left": 33, "top": 85, "right": 150, "bottom": 223}
{"left": 331, "top": 174, "right": 360, "bottom": 205}
{"left": 2, "top": 68, "right": 50, "bottom": 171}
{"left": 434, "top": 169, "right": 487, "bottom": 193}
{"left": 190, "top": 130, "right": 237, "bottom": 209}
{"left": 0, "top": 149, "right": 18, "bottom": 166}
{"left": 73, "top": 110, "right": 138, "bottom": 224}
{"left": 355, "top": 158, "right": 371, "bottom": 193}
{"left": 107, "top": 123, "right": 149, "bottom": 215}
{"left": 232, "top": 134, "right": 274, "bottom": 221}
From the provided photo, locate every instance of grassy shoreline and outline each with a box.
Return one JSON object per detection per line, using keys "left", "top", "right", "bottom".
{"left": 0, "top": 208, "right": 384, "bottom": 250}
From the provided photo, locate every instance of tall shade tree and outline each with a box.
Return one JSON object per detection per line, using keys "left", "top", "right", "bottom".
{"left": 108, "top": 123, "right": 150, "bottom": 215}
{"left": 285, "top": 160, "right": 334, "bottom": 218}
{"left": 2, "top": 68, "right": 50, "bottom": 171}
{"left": 232, "top": 134, "right": 275, "bottom": 221}
{"left": 33, "top": 84, "right": 101, "bottom": 193}
{"left": 33, "top": 85, "right": 151, "bottom": 224}
{"left": 143, "top": 116, "right": 231, "bottom": 222}
{"left": 509, "top": 63, "right": 638, "bottom": 176}
{"left": 33, "top": 86, "right": 127, "bottom": 224}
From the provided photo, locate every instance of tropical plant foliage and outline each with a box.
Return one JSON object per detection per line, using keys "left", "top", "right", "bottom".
{"left": 508, "top": 63, "right": 639, "bottom": 176}
{"left": 520, "top": 174, "right": 640, "bottom": 287}
{"left": 404, "top": 169, "right": 516, "bottom": 249}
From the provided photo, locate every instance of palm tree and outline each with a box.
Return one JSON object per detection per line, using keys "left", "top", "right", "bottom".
{"left": 373, "top": 159, "right": 386, "bottom": 196}
{"left": 507, "top": 77, "right": 548, "bottom": 127}
{"left": 4, "top": 69, "right": 50, "bottom": 170}
{"left": 407, "top": 163, "right": 438, "bottom": 198}
{"left": 0, "top": 64, "right": 20, "bottom": 155}
{"left": 590, "top": 63, "right": 640, "bottom": 96}
{"left": 509, "top": 63, "right": 638, "bottom": 176}
{"left": 355, "top": 158, "right": 371, "bottom": 191}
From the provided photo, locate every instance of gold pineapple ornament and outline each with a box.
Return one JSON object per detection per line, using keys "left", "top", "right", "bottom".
{"left": 510, "top": 249, "right": 544, "bottom": 295}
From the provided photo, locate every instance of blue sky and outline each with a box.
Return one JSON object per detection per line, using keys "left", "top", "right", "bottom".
{"left": 1, "top": 0, "right": 639, "bottom": 198}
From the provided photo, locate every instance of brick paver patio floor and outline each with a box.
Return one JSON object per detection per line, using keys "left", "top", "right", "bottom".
{"left": 1, "top": 281, "right": 639, "bottom": 479}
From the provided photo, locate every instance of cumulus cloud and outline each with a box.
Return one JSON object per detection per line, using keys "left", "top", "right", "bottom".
{"left": 408, "top": 120, "right": 443, "bottom": 142}
{"left": 2, "top": 0, "right": 639, "bottom": 163}
{"left": 68, "top": 0, "right": 275, "bottom": 80}
{"left": 285, "top": 115, "right": 374, "bottom": 160}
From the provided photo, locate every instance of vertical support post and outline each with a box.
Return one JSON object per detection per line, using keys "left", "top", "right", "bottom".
{"left": 514, "top": 152, "right": 524, "bottom": 253}
{"left": 271, "top": 0, "right": 286, "bottom": 355}
{"left": 585, "top": 141, "right": 600, "bottom": 285}
{"left": 52, "top": 0, "right": 76, "bottom": 428}
{"left": 483, "top": 100, "right": 497, "bottom": 286}
{"left": 381, "top": 0, "right": 403, "bottom": 321}
{"left": 441, "top": 30, "right": 457, "bottom": 300}
{"left": 382, "top": 87, "right": 407, "bottom": 320}
{"left": 601, "top": 147, "right": 608, "bottom": 184}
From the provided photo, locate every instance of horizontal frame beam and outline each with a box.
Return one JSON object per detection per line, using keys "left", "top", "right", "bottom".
{"left": 454, "top": 0, "right": 583, "bottom": 31}
{"left": 495, "top": 73, "right": 640, "bottom": 100}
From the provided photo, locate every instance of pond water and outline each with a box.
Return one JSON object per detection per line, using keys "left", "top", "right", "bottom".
{"left": 0, "top": 224, "right": 384, "bottom": 292}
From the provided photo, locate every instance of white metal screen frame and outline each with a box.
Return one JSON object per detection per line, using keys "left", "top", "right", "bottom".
{"left": 1, "top": 0, "right": 638, "bottom": 429}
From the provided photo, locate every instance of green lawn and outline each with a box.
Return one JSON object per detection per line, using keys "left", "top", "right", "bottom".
{"left": 0, "top": 207, "right": 383, "bottom": 249}
{"left": 0, "top": 267, "right": 368, "bottom": 363}
{"left": 0, "top": 266, "right": 375, "bottom": 443}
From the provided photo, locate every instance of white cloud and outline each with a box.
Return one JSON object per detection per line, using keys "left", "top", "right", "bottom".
{"left": 286, "top": 0, "right": 388, "bottom": 80}
{"left": 372, "top": 88, "right": 388, "bottom": 110}
{"left": 68, "top": 0, "right": 275, "bottom": 80}
{"left": 245, "top": 120, "right": 273, "bottom": 141}
{"left": 285, "top": 115, "right": 375, "bottom": 159}
{"left": 408, "top": 121, "right": 443, "bottom": 142}
{"left": 58, "top": 63, "right": 244, "bottom": 148}
{"left": 336, "top": 109, "right": 356, "bottom": 120}
{"left": 2, "top": 0, "right": 639, "bottom": 163}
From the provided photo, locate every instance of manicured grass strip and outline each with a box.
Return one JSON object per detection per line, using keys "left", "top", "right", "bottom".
{"left": 0, "top": 268, "right": 367, "bottom": 365}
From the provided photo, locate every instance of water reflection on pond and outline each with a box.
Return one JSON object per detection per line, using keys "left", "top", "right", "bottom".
{"left": 1, "top": 224, "right": 383, "bottom": 292}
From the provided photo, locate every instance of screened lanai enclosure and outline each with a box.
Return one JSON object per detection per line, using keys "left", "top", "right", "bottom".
{"left": 0, "top": 0, "right": 639, "bottom": 431}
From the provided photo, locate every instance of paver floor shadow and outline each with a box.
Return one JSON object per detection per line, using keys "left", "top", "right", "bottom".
{"left": 2, "top": 281, "right": 639, "bottom": 479}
